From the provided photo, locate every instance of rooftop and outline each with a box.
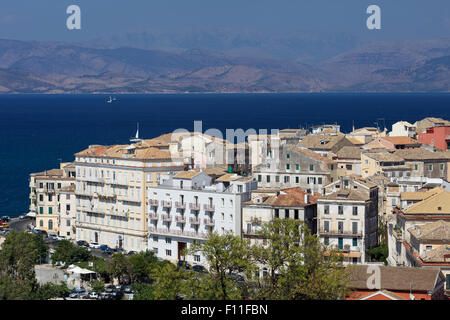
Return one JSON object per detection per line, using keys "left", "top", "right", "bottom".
{"left": 335, "top": 146, "right": 362, "bottom": 159}
{"left": 404, "top": 189, "right": 450, "bottom": 215}
{"left": 408, "top": 220, "right": 450, "bottom": 241}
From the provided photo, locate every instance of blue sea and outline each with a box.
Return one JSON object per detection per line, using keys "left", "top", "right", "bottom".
{"left": 0, "top": 93, "right": 449, "bottom": 217}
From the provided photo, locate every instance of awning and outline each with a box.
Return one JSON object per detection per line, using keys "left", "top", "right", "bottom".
{"left": 67, "top": 266, "right": 96, "bottom": 275}
{"left": 26, "top": 212, "right": 36, "bottom": 218}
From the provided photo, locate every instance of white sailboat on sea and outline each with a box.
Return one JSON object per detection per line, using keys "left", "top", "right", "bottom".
{"left": 130, "top": 123, "right": 142, "bottom": 143}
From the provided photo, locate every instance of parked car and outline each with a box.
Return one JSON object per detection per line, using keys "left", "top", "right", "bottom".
{"left": 99, "top": 292, "right": 112, "bottom": 300}
{"left": 88, "top": 292, "right": 99, "bottom": 299}
{"left": 89, "top": 242, "right": 101, "bottom": 249}
{"left": 127, "top": 250, "right": 137, "bottom": 255}
{"left": 48, "top": 234, "right": 57, "bottom": 240}
{"left": 115, "top": 285, "right": 123, "bottom": 291}
{"left": 192, "top": 265, "right": 206, "bottom": 273}
{"left": 0, "top": 216, "right": 10, "bottom": 222}
{"left": 105, "top": 284, "right": 116, "bottom": 293}
{"left": 99, "top": 245, "right": 109, "bottom": 251}
{"left": 76, "top": 240, "right": 89, "bottom": 247}
{"left": 55, "top": 235, "right": 65, "bottom": 241}
{"left": 69, "top": 287, "right": 86, "bottom": 298}
{"left": 124, "top": 285, "right": 133, "bottom": 294}
{"left": 111, "top": 291, "right": 124, "bottom": 300}
{"left": 177, "top": 260, "right": 191, "bottom": 270}
{"left": 103, "top": 247, "right": 114, "bottom": 255}
{"left": 0, "top": 223, "right": 9, "bottom": 229}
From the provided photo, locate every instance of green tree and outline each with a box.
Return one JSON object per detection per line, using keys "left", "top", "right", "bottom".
{"left": 128, "top": 254, "right": 151, "bottom": 283}
{"left": 251, "top": 219, "right": 349, "bottom": 300}
{"left": 32, "top": 282, "right": 70, "bottom": 300}
{"left": 0, "top": 230, "right": 46, "bottom": 299}
{"left": 190, "top": 232, "right": 254, "bottom": 300}
{"left": 150, "top": 262, "right": 189, "bottom": 300}
{"left": 51, "top": 240, "right": 90, "bottom": 266}
{"left": 132, "top": 283, "right": 155, "bottom": 300}
{"left": 107, "top": 253, "right": 129, "bottom": 284}
{"left": 90, "top": 279, "right": 105, "bottom": 293}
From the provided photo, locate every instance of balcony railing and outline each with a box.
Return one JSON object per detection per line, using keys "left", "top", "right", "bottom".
{"left": 149, "top": 213, "right": 159, "bottom": 220}
{"left": 161, "top": 214, "right": 172, "bottom": 222}
{"left": 189, "top": 203, "right": 200, "bottom": 211}
{"left": 203, "top": 204, "right": 215, "bottom": 212}
{"left": 189, "top": 217, "right": 201, "bottom": 225}
{"left": 204, "top": 218, "right": 215, "bottom": 226}
{"left": 161, "top": 201, "right": 172, "bottom": 208}
{"left": 149, "top": 199, "right": 159, "bottom": 206}
{"left": 318, "top": 228, "right": 363, "bottom": 237}
{"left": 250, "top": 217, "right": 262, "bottom": 224}
{"left": 148, "top": 226, "right": 208, "bottom": 239}
{"left": 175, "top": 215, "right": 186, "bottom": 223}
{"left": 175, "top": 201, "right": 186, "bottom": 209}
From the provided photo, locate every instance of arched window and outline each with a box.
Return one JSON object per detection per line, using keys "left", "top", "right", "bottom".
{"left": 48, "top": 219, "right": 53, "bottom": 230}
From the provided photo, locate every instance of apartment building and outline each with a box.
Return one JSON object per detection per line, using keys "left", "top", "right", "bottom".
{"left": 317, "top": 176, "right": 379, "bottom": 263}
{"left": 30, "top": 163, "right": 76, "bottom": 234}
{"left": 297, "top": 133, "right": 353, "bottom": 157}
{"left": 59, "top": 185, "right": 77, "bottom": 240}
{"left": 74, "top": 140, "right": 185, "bottom": 252}
{"left": 361, "top": 151, "right": 410, "bottom": 179}
{"left": 389, "top": 121, "right": 417, "bottom": 138}
{"left": 393, "top": 148, "right": 450, "bottom": 180}
{"left": 253, "top": 144, "right": 336, "bottom": 194}
{"left": 147, "top": 171, "right": 257, "bottom": 265}
{"left": 242, "top": 187, "right": 319, "bottom": 244}
{"left": 388, "top": 188, "right": 450, "bottom": 267}
{"left": 333, "top": 146, "right": 362, "bottom": 176}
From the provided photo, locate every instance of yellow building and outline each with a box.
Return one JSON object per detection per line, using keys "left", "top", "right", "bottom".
{"left": 361, "top": 152, "right": 408, "bottom": 178}
{"left": 31, "top": 163, "right": 76, "bottom": 234}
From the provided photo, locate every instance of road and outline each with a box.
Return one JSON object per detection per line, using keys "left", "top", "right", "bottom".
{"left": 9, "top": 217, "right": 34, "bottom": 232}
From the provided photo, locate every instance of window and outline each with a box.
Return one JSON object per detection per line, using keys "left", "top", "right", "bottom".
{"left": 352, "top": 206, "right": 358, "bottom": 215}
{"left": 275, "top": 209, "right": 279, "bottom": 218}
{"left": 39, "top": 194, "right": 43, "bottom": 201}
{"left": 338, "top": 221, "right": 343, "bottom": 232}
{"left": 48, "top": 194, "right": 53, "bottom": 202}
{"left": 352, "top": 238, "right": 357, "bottom": 246}
{"left": 194, "top": 255, "right": 200, "bottom": 262}
{"left": 48, "top": 207, "right": 53, "bottom": 214}
{"left": 324, "top": 220, "right": 329, "bottom": 232}
{"left": 426, "top": 245, "right": 433, "bottom": 251}
{"left": 295, "top": 176, "right": 299, "bottom": 183}
{"left": 338, "top": 238, "right": 343, "bottom": 250}
{"left": 286, "top": 154, "right": 290, "bottom": 159}
{"left": 66, "top": 204, "right": 70, "bottom": 212}
{"left": 266, "top": 175, "right": 270, "bottom": 183}
{"left": 309, "top": 164, "right": 314, "bottom": 171}
{"left": 284, "top": 176, "right": 290, "bottom": 183}
{"left": 295, "top": 164, "right": 299, "bottom": 170}
{"left": 166, "top": 250, "right": 172, "bottom": 256}
{"left": 66, "top": 220, "right": 70, "bottom": 226}
{"left": 346, "top": 164, "right": 352, "bottom": 170}
{"left": 428, "top": 164, "right": 433, "bottom": 171}
{"left": 318, "top": 177, "right": 323, "bottom": 185}
{"left": 324, "top": 237, "right": 329, "bottom": 246}
{"left": 324, "top": 205, "right": 329, "bottom": 214}
{"left": 153, "top": 236, "right": 158, "bottom": 242}
{"left": 286, "top": 164, "right": 290, "bottom": 170}
{"left": 275, "top": 176, "right": 280, "bottom": 183}
{"left": 39, "top": 220, "right": 43, "bottom": 227}
{"left": 352, "top": 222, "right": 358, "bottom": 234}
{"left": 414, "top": 164, "right": 419, "bottom": 170}
{"left": 165, "top": 237, "right": 171, "bottom": 244}
{"left": 338, "top": 205, "right": 343, "bottom": 215}
{"left": 39, "top": 207, "right": 43, "bottom": 214}
{"left": 294, "top": 210, "right": 299, "bottom": 220}
{"left": 440, "top": 163, "right": 445, "bottom": 171}
{"left": 258, "top": 175, "right": 262, "bottom": 182}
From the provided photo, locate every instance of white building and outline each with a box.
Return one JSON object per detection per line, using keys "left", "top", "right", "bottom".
{"left": 147, "top": 171, "right": 257, "bottom": 265}
{"left": 58, "top": 185, "right": 77, "bottom": 240}
{"left": 389, "top": 121, "right": 417, "bottom": 138}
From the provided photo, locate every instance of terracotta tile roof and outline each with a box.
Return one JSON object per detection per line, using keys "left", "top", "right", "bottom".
{"left": 76, "top": 143, "right": 176, "bottom": 161}
{"left": 347, "top": 137, "right": 364, "bottom": 146}
{"left": 348, "top": 265, "right": 442, "bottom": 292}
{"left": 422, "top": 245, "right": 450, "bottom": 263}
{"left": 393, "top": 148, "right": 450, "bottom": 161}
{"left": 336, "top": 146, "right": 362, "bottom": 159}
{"left": 320, "top": 189, "right": 368, "bottom": 201}
{"left": 297, "top": 134, "right": 348, "bottom": 151}
{"left": 404, "top": 189, "right": 450, "bottom": 214}
{"left": 173, "top": 171, "right": 203, "bottom": 179}
{"left": 288, "top": 145, "right": 334, "bottom": 164}
{"left": 408, "top": 220, "right": 450, "bottom": 241}
{"left": 381, "top": 136, "right": 421, "bottom": 145}
{"left": 33, "top": 169, "right": 64, "bottom": 177}
{"left": 271, "top": 187, "right": 320, "bottom": 207}
{"left": 401, "top": 187, "right": 443, "bottom": 201}
{"left": 215, "top": 174, "right": 241, "bottom": 182}
{"left": 363, "top": 152, "right": 404, "bottom": 162}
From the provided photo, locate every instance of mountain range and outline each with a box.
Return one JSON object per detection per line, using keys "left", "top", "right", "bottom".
{"left": 0, "top": 35, "right": 448, "bottom": 94}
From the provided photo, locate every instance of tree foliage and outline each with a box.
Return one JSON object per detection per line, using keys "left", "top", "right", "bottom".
{"left": 51, "top": 239, "right": 90, "bottom": 266}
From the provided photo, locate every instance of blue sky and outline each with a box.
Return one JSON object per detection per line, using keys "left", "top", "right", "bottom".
{"left": 0, "top": 0, "right": 448, "bottom": 42}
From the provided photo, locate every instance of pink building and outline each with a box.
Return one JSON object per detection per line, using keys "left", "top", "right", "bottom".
{"left": 418, "top": 126, "right": 450, "bottom": 151}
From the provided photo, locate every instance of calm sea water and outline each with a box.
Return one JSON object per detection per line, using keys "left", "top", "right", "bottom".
{"left": 0, "top": 93, "right": 449, "bottom": 217}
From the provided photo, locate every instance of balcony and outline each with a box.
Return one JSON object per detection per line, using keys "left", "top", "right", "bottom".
{"left": 161, "top": 214, "right": 172, "bottom": 222}
{"left": 44, "top": 187, "right": 56, "bottom": 194}
{"left": 203, "top": 204, "right": 215, "bottom": 212}
{"left": 148, "top": 226, "right": 208, "bottom": 240}
{"left": 204, "top": 218, "right": 215, "bottom": 226}
{"left": 175, "top": 201, "right": 186, "bottom": 209}
{"left": 149, "top": 213, "right": 159, "bottom": 220}
{"left": 175, "top": 215, "right": 186, "bottom": 223}
{"left": 161, "top": 201, "right": 172, "bottom": 208}
{"left": 318, "top": 228, "right": 363, "bottom": 237}
{"left": 148, "top": 199, "right": 159, "bottom": 207}
{"left": 189, "top": 203, "right": 200, "bottom": 211}
{"left": 189, "top": 217, "right": 201, "bottom": 225}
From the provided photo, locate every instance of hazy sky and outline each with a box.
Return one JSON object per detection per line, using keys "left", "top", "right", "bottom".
{"left": 0, "top": 0, "right": 449, "bottom": 42}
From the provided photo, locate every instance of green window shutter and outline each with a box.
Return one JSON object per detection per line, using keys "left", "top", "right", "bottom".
{"left": 296, "top": 164, "right": 299, "bottom": 170}
{"left": 49, "top": 207, "right": 52, "bottom": 214}
{"left": 39, "top": 207, "right": 43, "bottom": 214}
